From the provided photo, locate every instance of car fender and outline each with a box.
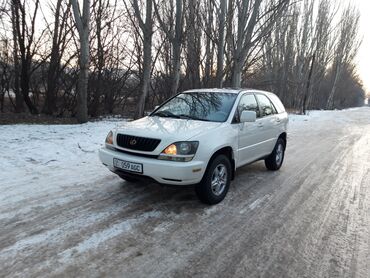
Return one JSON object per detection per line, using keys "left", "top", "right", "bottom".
{"left": 190, "top": 123, "right": 239, "bottom": 175}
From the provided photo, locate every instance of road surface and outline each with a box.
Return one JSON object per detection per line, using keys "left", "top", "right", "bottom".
{"left": 0, "top": 108, "right": 369, "bottom": 277}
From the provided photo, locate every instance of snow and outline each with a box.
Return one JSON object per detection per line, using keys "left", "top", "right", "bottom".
{"left": 0, "top": 211, "right": 110, "bottom": 258}
{"left": 60, "top": 210, "right": 162, "bottom": 262}
{"left": 0, "top": 108, "right": 366, "bottom": 209}
{"left": 1, "top": 107, "right": 370, "bottom": 275}
{"left": 288, "top": 107, "right": 366, "bottom": 122}
{"left": 248, "top": 195, "right": 269, "bottom": 210}
{"left": 238, "top": 194, "right": 270, "bottom": 214}
{"left": 0, "top": 119, "right": 170, "bottom": 268}
{"left": 0, "top": 121, "right": 118, "bottom": 208}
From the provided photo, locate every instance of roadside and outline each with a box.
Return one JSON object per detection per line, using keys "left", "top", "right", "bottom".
{"left": 1, "top": 107, "right": 369, "bottom": 277}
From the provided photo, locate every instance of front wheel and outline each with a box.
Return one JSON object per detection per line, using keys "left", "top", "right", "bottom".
{"left": 265, "top": 138, "right": 285, "bottom": 171}
{"left": 195, "top": 155, "right": 231, "bottom": 205}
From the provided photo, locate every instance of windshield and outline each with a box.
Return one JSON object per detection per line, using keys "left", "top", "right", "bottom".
{"left": 150, "top": 92, "right": 237, "bottom": 122}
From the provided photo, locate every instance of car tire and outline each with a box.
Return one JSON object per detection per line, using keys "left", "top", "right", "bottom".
{"left": 195, "top": 154, "right": 231, "bottom": 205}
{"left": 265, "top": 138, "right": 285, "bottom": 171}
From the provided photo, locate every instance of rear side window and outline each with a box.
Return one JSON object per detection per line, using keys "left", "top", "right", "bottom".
{"left": 234, "top": 94, "right": 260, "bottom": 122}
{"left": 256, "top": 94, "right": 275, "bottom": 117}
{"left": 268, "top": 94, "right": 286, "bottom": 114}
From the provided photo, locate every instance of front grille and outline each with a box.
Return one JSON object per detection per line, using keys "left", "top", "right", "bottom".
{"left": 116, "top": 134, "right": 161, "bottom": 152}
{"left": 113, "top": 147, "right": 158, "bottom": 159}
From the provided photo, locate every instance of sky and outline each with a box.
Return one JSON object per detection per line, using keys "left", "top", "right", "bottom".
{"left": 356, "top": 0, "right": 370, "bottom": 94}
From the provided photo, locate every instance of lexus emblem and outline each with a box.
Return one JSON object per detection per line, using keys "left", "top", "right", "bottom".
{"left": 130, "top": 139, "right": 137, "bottom": 145}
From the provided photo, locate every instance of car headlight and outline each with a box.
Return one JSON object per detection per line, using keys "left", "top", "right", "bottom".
{"left": 105, "top": 131, "right": 113, "bottom": 145}
{"left": 158, "top": 141, "right": 199, "bottom": 162}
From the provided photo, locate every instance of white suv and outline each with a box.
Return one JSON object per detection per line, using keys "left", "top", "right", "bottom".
{"left": 99, "top": 89, "right": 288, "bottom": 204}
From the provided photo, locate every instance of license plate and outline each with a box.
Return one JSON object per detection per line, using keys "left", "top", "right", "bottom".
{"left": 113, "top": 158, "right": 143, "bottom": 174}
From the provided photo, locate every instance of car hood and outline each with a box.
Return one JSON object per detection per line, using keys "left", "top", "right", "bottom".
{"left": 115, "top": 116, "right": 222, "bottom": 141}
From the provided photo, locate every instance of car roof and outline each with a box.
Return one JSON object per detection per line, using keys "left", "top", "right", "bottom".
{"left": 183, "top": 88, "right": 274, "bottom": 95}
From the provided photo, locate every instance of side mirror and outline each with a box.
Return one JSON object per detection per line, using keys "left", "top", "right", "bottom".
{"left": 240, "top": 110, "right": 256, "bottom": 123}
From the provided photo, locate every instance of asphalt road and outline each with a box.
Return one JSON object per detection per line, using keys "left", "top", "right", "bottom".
{"left": 1, "top": 108, "right": 370, "bottom": 277}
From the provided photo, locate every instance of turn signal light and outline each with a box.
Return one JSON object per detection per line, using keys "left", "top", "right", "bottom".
{"left": 163, "top": 144, "right": 177, "bottom": 155}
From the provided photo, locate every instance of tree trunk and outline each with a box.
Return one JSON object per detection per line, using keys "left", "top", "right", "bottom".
{"left": 44, "top": 57, "right": 59, "bottom": 115}
{"left": 43, "top": 0, "right": 62, "bottom": 115}
{"left": 302, "top": 53, "right": 315, "bottom": 114}
{"left": 12, "top": 0, "right": 40, "bottom": 114}
{"left": 154, "top": 0, "right": 182, "bottom": 96}
{"left": 20, "top": 58, "right": 38, "bottom": 114}
{"left": 216, "top": 0, "right": 227, "bottom": 88}
{"left": 11, "top": 1, "right": 23, "bottom": 112}
{"left": 231, "top": 57, "right": 242, "bottom": 87}
{"left": 185, "top": 0, "right": 200, "bottom": 89}
{"left": 326, "top": 63, "right": 340, "bottom": 110}
{"left": 170, "top": 0, "right": 182, "bottom": 96}
{"left": 135, "top": 32, "right": 152, "bottom": 119}
{"left": 134, "top": 0, "right": 152, "bottom": 119}
{"left": 0, "top": 63, "right": 7, "bottom": 112}
{"left": 76, "top": 31, "right": 89, "bottom": 123}
{"left": 90, "top": 0, "right": 104, "bottom": 117}
{"left": 204, "top": 0, "right": 214, "bottom": 87}
{"left": 224, "top": 0, "right": 234, "bottom": 85}
{"left": 171, "top": 39, "right": 181, "bottom": 96}
{"left": 0, "top": 88, "right": 4, "bottom": 112}
{"left": 13, "top": 40, "right": 23, "bottom": 113}
{"left": 71, "top": 0, "right": 90, "bottom": 123}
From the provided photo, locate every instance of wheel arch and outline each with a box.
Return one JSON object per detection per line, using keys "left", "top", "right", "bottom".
{"left": 279, "top": 132, "right": 287, "bottom": 147}
{"left": 206, "top": 146, "right": 236, "bottom": 180}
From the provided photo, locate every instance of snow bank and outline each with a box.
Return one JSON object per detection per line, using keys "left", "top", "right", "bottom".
{"left": 0, "top": 121, "right": 120, "bottom": 207}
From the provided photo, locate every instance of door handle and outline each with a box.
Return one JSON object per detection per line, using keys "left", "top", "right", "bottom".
{"left": 257, "top": 123, "right": 263, "bottom": 128}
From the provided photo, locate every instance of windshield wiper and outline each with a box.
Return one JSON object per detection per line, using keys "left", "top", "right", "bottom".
{"left": 152, "top": 111, "right": 210, "bottom": 121}
{"left": 151, "top": 111, "right": 180, "bottom": 118}
{"left": 178, "top": 114, "right": 210, "bottom": 122}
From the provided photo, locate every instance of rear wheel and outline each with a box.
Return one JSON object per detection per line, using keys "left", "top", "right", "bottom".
{"left": 195, "top": 155, "right": 231, "bottom": 205}
{"left": 265, "top": 138, "right": 285, "bottom": 171}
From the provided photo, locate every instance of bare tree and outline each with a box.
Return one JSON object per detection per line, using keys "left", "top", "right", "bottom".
{"left": 260, "top": 0, "right": 337, "bottom": 111}
{"left": 0, "top": 2, "right": 10, "bottom": 111}
{"left": 216, "top": 0, "right": 227, "bottom": 87}
{"left": 43, "top": 0, "right": 72, "bottom": 115}
{"left": 301, "top": 53, "right": 315, "bottom": 114}
{"left": 11, "top": 0, "right": 42, "bottom": 114}
{"left": 9, "top": 2, "right": 22, "bottom": 112}
{"left": 0, "top": 38, "right": 11, "bottom": 112}
{"left": 90, "top": 0, "right": 109, "bottom": 116}
{"left": 229, "top": 0, "right": 290, "bottom": 87}
{"left": 71, "top": 0, "right": 90, "bottom": 123}
{"left": 153, "top": 0, "right": 184, "bottom": 96}
{"left": 203, "top": 0, "right": 215, "bottom": 87}
{"left": 184, "top": 0, "right": 201, "bottom": 89}
{"left": 126, "top": 0, "right": 153, "bottom": 119}
{"left": 0, "top": 0, "right": 365, "bottom": 118}
{"left": 306, "top": 0, "right": 335, "bottom": 109}
{"left": 326, "top": 4, "right": 361, "bottom": 109}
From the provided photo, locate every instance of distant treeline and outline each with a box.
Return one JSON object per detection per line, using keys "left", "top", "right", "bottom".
{"left": 0, "top": 0, "right": 365, "bottom": 122}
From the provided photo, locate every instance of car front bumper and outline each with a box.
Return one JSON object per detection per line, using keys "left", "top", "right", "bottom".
{"left": 99, "top": 147, "right": 206, "bottom": 185}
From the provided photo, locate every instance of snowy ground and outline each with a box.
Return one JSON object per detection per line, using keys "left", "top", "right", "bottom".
{"left": 0, "top": 120, "right": 117, "bottom": 210}
{"left": 1, "top": 107, "right": 370, "bottom": 277}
